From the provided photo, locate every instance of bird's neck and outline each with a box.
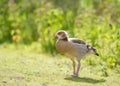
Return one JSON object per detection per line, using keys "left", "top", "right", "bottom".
{"left": 61, "top": 37, "right": 68, "bottom": 41}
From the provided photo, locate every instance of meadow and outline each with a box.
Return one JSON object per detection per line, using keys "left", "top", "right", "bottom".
{"left": 0, "top": 0, "right": 120, "bottom": 86}
{"left": 0, "top": 44, "right": 120, "bottom": 86}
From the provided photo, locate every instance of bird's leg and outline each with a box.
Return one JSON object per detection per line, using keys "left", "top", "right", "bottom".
{"left": 75, "top": 60, "right": 81, "bottom": 77}
{"left": 73, "top": 60, "right": 76, "bottom": 75}
{"left": 71, "top": 59, "right": 76, "bottom": 77}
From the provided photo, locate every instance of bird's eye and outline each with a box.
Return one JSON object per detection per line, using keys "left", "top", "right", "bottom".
{"left": 58, "top": 32, "right": 63, "bottom": 35}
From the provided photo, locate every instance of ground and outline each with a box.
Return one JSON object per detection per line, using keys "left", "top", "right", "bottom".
{"left": 0, "top": 45, "right": 120, "bottom": 86}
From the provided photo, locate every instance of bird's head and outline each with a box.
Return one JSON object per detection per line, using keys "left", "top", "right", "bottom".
{"left": 54, "top": 30, "right": 68, "bottom": 41}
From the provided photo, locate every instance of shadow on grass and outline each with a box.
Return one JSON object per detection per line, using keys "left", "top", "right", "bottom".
{"left": 64, "top": 77, "right": 106, "bottom": 83}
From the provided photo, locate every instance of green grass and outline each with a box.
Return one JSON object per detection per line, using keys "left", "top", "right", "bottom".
{"left": 0, "top": 45, "right": 120, "bottom": 86}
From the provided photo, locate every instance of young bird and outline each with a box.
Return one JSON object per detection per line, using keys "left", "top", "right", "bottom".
{"left": 54, "top": 30, "right": 99, "bottom": 77}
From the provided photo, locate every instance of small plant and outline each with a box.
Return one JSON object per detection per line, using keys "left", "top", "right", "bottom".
{"left": 101, "top": 65, "right": 109, "bottom": 77}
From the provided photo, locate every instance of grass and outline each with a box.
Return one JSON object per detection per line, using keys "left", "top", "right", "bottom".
{"left": 0, "top": 44, "right": 120, "bottom": 86}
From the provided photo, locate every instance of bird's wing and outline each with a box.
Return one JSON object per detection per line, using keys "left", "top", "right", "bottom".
{"left": 69, "top": 38, "right": 99, "bottom": 56}
{"left": 69, "top": 38, "right": 86, "bottom": 44}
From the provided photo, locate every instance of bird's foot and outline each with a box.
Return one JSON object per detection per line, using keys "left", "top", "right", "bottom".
{"left": 71, "top": 74, "right": 78, "bottom": 77}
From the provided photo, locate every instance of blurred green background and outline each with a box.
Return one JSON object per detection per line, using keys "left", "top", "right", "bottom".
{"left": 0, "top": 0, "right": 120, "bottom": 71}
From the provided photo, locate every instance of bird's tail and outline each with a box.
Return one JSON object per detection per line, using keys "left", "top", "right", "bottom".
{"left": 87, "top": 45, "right": 99, "bottom": 56}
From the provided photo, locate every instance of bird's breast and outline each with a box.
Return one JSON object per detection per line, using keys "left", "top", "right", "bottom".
{"left": 56, "top": 40, "right": 74, "bottom": 54}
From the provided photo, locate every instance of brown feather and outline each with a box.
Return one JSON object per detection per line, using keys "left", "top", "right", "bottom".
{"left": 69, "top": 38, "right": 86, "bottom": 44}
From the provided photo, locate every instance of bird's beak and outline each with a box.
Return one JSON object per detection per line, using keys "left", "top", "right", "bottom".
{"left": 53, "top": 35, "right": 58, "bottom": 40}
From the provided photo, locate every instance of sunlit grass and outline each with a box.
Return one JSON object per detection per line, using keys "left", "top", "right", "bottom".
{"left": 0, "top": 45, "right": 120, "bottom": 86}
